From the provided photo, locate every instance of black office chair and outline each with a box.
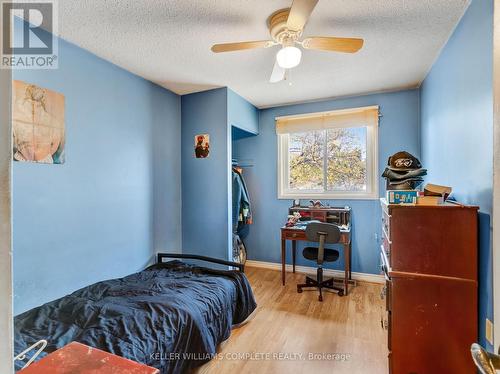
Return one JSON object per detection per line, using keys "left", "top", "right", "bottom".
{"left": 297, "top": 222, "right": 344, "bottom": 301}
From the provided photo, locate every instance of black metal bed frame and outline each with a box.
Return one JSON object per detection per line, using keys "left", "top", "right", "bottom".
{"left": 157, "top": 253, "right": 245, "bottom": 272}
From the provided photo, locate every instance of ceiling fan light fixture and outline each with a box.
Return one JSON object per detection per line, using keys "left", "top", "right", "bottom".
{"left": 276, "top": 46, "right": 302, "bottom": 69}
{"left": 210, "top": 1, "right": 364, "bottom": 83}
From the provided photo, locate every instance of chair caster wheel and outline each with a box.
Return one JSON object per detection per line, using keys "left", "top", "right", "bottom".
{"left": 318, "top": 295, "right": 323, "bottom": 302}
{"left": 297, "top": 287, "right": 302, "bottom": 293}
{"left": 338, "top": 290, "right": 344, "bottom": 297}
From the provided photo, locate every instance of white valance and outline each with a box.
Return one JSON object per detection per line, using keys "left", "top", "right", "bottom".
{"left": 275, "top": 105, "right": 379, "bottom": 134}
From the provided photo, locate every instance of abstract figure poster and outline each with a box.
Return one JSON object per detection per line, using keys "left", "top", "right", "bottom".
{"left": 12, "top": 80, "right": 65, "bottom": 164}
{"left": 194, "top": 134, "right": 210, "bottom": 158}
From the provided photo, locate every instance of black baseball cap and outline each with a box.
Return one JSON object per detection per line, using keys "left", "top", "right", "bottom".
{"left": 387, "top": 151, "right": 422, "bottom": 171}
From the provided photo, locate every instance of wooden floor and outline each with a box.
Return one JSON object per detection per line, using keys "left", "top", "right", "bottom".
{"left": 196, "top": 266, "right": 388, "bottom": 374}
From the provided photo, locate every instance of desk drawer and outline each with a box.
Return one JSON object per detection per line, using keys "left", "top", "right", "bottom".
{"left": 282, "top": 230, "right": 306, "bottom": 240}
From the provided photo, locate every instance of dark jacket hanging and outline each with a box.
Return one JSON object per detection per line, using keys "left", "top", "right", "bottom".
{"left": 232, "top": 168, "right": 252, "bottom": 236}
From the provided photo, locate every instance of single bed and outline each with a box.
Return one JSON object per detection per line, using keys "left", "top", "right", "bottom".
{"left": 14, "top": 253, "right": 257, "bottom": 374}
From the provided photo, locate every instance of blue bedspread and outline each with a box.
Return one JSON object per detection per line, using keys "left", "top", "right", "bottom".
{"left": 14, "top": 261, "right": 257, "bottom": 373}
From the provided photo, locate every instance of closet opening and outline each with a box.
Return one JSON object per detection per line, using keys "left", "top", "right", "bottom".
{"left": 230, "top": 126, "right": 256, "bottom": 267}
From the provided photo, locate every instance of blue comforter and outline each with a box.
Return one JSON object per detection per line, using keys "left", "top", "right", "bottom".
{"left": 14, "top": 261, "right": 257, "bottom": 373}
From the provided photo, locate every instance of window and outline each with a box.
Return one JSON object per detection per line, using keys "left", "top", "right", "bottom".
{"left": 277, "top": 106, "right": 379, "bottom": 199}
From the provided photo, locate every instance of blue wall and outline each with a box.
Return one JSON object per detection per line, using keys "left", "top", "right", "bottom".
{"left": 181, "top": 88, "right": 230, "bottom": 260}
{"left": 233, "top": 89, "right": 420, "bottom": 274}
{"left": 228, "top": 88, "right": 259, "bottom": 135}
{"left": 153, "top": 87, "right": 182, "bottom": 254}
{"left": 13, "top": 22, "right": 181, "bottom": 314}
{"left": 420, "top": 0, "right": 493, "bottom": 349}
{"left": 181, "top": 88, "right": 258, "bottom": 261}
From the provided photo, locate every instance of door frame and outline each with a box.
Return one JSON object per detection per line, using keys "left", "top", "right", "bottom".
{"left": 0, "top": 18, "right": 13, "bottom": 374}
{"left": 493, "top": 0, "right": 500, "bottom": 353}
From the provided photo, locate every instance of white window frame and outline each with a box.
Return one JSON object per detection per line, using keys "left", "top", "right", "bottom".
{"left": 277, "top": 106, "right": 379, "bottom": 200}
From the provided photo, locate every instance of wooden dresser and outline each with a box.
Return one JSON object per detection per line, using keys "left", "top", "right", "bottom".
{"left": 380, "top": 198, "right": 478, "bottom": 374}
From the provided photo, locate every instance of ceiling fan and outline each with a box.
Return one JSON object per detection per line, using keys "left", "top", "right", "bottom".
{"left": 210, "top": 0, "right": 364, "bottom": 83}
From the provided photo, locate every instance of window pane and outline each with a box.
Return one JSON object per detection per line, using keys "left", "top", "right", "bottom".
{"left": 327, "top": 127, "right": 367, "bottom": 191}
{"left": 289, "top": 131, "right": 325, "bottom": 191}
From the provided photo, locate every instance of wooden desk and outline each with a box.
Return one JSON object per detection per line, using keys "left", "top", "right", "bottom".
{"left": 280, "top": 225, "right": 352, "bottom": 295}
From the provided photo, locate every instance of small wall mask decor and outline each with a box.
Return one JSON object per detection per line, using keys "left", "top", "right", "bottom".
{"left": 194, "top": 134, "right": 210, "bottom": 158}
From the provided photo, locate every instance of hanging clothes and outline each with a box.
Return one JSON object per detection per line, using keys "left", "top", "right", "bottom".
{"left": 232, "top": 167, "right": 252, "bottom": 236}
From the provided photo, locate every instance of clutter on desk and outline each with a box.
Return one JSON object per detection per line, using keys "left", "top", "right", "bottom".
{"left": 382, "top": 151, "right": 455, "bottom": 206}
{"left": 309, "top": 200, "right": 325, "bottom": 208}
{"left": 387, "top": 190, "right": 418, "bottom": 204}
{"left": 386, "top": 186, "right": 453, "bottom": 206}
{"left": 423, "top": 183, "right": 452, "bottom": 199}
{"left": 384, "top": 183, "right": 453, "bottom": 206}
{"left": 287, "top": 204, "right": 351, "bottom": 226}
{"left": 286, "top": 211, "right": 302, "bottom": 227}
{"left": 293, "top": 219, "right": 322, "bottom": 228}
{"left": 416, "top": 195, "right": 443, "bottom": 205}
{"left": 382, "top": 151, "right": 427, "bottom": 190}
{"left": 286, "top": 219, "right": 349, "bottom": 231}
{"left": 416, "top": 183, "right": 452, "bottom": 205}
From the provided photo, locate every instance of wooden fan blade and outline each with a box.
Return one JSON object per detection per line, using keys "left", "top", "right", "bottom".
{"left": 270, "top": 60, "right": 285, "bottom": 83}
{"left": 302, "top": 37, "right": 364, "bottom": 53}
{"left": 211, "top": 40, "right": 275, "bottom": 53}
{"left": 286, "top": 0, "right": 319, "bottom": 32}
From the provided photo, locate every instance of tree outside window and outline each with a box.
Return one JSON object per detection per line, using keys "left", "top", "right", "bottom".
{"left": 277, "top": 106, "right": 378, "bottom": 200}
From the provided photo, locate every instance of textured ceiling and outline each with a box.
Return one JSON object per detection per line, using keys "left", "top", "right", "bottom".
{"left": 56, "top": 0, "right": 470, "bottom": 108}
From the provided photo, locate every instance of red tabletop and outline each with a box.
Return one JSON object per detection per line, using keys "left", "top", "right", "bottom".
{"left": 19, "top": 341, "right": 159, "bottom": 374}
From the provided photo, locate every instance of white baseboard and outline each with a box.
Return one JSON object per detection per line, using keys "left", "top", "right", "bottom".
{"left": 245, "top": 259, "right": 384, "bottom": 284}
